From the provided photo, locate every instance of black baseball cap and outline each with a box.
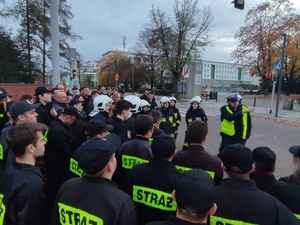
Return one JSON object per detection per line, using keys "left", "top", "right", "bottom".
{"left": 10, "top": 101, "right": 40, "bottom": 118}
{"left": 85, "top": 119, "right": 113, "bottom": 136}
{"left": 61, "top": 106, "right": 81, "bottom": 119}
{"left": 34, "top": 86, "right": 51, "bottom": 96}
{"left": 289, "top": 145, "right": 300, "bottom": 157}
{"left": 221, "top": 144, "right": 253, "bottom": 173}
{"left": 73, "top": 134, "right": 121, "bottom": 174}
{"left": 176, "top": 168, "right": 216, "bottom": 213}
{"left": 253, "top": 146, "right": 276, "bottom": 172}
{"left": 151, "top": 134, "right": 176, "bottom": 158}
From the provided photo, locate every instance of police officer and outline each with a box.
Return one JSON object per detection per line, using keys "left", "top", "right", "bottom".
{"left": 183, "top": 95, "right": 207, "bottom": 149}
{"left": 159, "top": 97, "right": 176, "bottom": 138}
{"left": 219, "top": 93, "right": 254, "bottom": 155}
{"left": 50, "top": 134, "right": 138, "bottom": 225}
{"left": 210, "top": 144, "right": 299, "bottom": 224}
{"left": 0, "top": 87, "right": 11, "bottom": 133}
{"left": 124, "top": 135, "right": 182, "bottom": 225}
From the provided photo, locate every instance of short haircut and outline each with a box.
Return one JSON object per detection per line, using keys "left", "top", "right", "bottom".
{"left": 6, "top": 122, "right": 48, "bottom": 157}
{"left": 91, "top": 90, "right": 98, "bottom": 96}
{"left": 115, "top": 100, "right": 133, "bottom": 115}
{"left": 20, "top": 94, "right": 33, "bottom": 101}
{"left": 134, "top": 114, "right": 154, "bottom": 135}
{"left": 187, "top": 121, "right": 208, "bottom": 143}
{"left": 150, "top": 109, "right": 162, "bottom": 123}
{"left": 79, "top": 86, "right": 88, "bottom": 92}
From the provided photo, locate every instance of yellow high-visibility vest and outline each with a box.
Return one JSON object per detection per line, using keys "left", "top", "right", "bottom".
{"left": 220, "top": 105, "right": 248, "bottom": 139}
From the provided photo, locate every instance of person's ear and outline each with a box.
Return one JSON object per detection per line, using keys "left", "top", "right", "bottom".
{"left": 221, "top": 163, "right": 227, "bottom": 172}
{"left": 106, "top": 161, "right": 114, "bottom": 172}
{"left": 171, "top": 190, "right": 176, "bottom": 202}
{"left": 207, "top": 203, "right": 217, "bottom": 216}
{"left": 250, "top": 164, "right": 255, "bottom": 173}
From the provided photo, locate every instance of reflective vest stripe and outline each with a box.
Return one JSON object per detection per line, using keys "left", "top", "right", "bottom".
{"left": 220, "top": 105, "right": 248, "bottom": 139}
{"left": 0, "top": 114, "right": 3, "bottom": 118}
{"left": 122, "top": 155, "right": 149, "bottom": 169}
{"left": 132, "top": 185, "right": 176, "bottom": 211}
{"left": 294, "top": 213, "right": 300, "bottom": 220}
{"left": 210, "top": 215, "right": 258, "bottom": 225}
{"left": 58, "top": 202, "right": 103, "bottom": 225}
{"left": 175, "top": 165, "right": 215, "bottom": 178}
{"left": 0, "top": 144, "right": 3, "bottom": 160}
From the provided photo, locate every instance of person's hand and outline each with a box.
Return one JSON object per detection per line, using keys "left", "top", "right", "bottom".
{"left": 50, "top": 107, "right": 57, "bottom": 117}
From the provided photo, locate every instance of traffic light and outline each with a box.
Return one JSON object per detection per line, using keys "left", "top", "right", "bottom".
{"left": 233, "top": 0, "right": 244, "bottom": 10}
{"left": 72, "top": 70, "right": 77, "bottom": 79}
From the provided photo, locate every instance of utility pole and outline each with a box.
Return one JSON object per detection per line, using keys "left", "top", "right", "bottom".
{"left": 275, "top": 33, "right": 287, "bottom": 118}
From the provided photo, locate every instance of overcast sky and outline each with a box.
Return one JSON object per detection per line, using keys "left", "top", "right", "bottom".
{"left": 3, "top": 0, "right": 299, "bottom": 64}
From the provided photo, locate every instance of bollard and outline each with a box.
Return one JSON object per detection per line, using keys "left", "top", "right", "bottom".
{"left": 253, "top": 97, "right": 256, "bottom": 107}
{"left": 206, "top": 93, "right": 208, "bottom": 101}
{"left": 216, "top": 92, "right": 218, "bottom": 102}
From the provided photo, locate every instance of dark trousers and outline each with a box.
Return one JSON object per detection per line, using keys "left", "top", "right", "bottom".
{"left": 218, "top": 138, "right": 246, "bottom": 156}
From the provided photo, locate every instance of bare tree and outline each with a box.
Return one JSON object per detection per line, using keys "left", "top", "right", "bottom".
{"left": 232, "top": 0, "right": 300, "bottom": 95}
{"left": 138, "top": 0, "right": 214, "bottom": 97}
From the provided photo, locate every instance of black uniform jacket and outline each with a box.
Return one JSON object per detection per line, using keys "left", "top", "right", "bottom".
{"left": 49, "top": 176, "right": 138, "bottom": 225}
{"left": 114, "top": 136, "right": 152, "bottom": 187}
{"left": 124, "top": 158, "right": 182, "bottom": 225}
{"left": 172, "top": 145, "right": 223, "bottom": 185}
{"left": 277, "top": 174, "right": 300, "bottom": 218}
{"left": 185, "top": 107, "right": 207, "bottom": 126}
{"left": 0, "top": 162, "right": 49, "bottom": 225}
{"left": 209, "top": 178, "right": 299, "bottom": 225}
{"left": 36, "top": 101, "right": 54, "bottom": 126}
{"left": 159, "top": 107, "right": 175, "bottom": 135}
{"left": 109, "top": 117, "right": 129, "bottom": 143}
{"left": 146, "top": 214, "right": 207, "bottom": 225}
{"left": 44, "top": 118, "right": 74, "bottom": 194}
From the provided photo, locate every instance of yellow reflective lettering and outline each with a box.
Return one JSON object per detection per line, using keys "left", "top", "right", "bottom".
{"left": 0, "top": 114, "right": 3, "bottom": 118}
{"left": 69, "top": 158, "right": 83, "bottom": 177}
{"left": 58, "top": 202, "right": 103, "bottom": 225}
{"left": 175, "top": 165, "right": 215, "bottom": 178}
{"left": 210, "top": 215, "right": 258, "bottom": 225}
{"left": 0, "top": 194, "right": 6, "bottom": 224}
{"left": 132, "top": 185, "right": 176, "bottom": 211}
{"left": 122, "top": 155, "right": 148, "bottom": 169}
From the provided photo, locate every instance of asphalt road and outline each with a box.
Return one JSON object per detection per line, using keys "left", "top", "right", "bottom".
{"left": 174, "top": 100, "right": 300, "bottom": 178}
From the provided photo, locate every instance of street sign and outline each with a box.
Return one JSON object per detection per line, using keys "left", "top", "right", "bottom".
{"left": 274, "top": 61, "right": 281, "bottom": 71}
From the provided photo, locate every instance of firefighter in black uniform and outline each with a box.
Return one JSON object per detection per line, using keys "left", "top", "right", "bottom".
{"left": 50, "top": 134, "right": 138, "bottom": 225}
{"left": 146, "top": 168, "right": 217, "bottom": 225}
{"left": 0, "top": 122, "right": 50, "bottom": 225}
{"left": 114, "top": 114, "right": 154, "bottom": 188}
{"left": 219, "top": 93, "right": 254, "bottom": 155}
{"left": 0, "top": 87, "right": 11, "bottom": 133}
{"left": 124, "top": 135, "right": 182, "bottom": 225}
{"left": 169, "top": 97, "right": 181, "bottom": 140}
{"left": 183, "top": 95, "right": 207, "bottom": 150}
{"left": 278, "top": 145, "right": 300, "bottom": 219}
{"left": 210, "top": 144, "right": 299, "bottom": 225}
{"left": 159, "top": 97, "right": 176, "bottom": 138}
{"left": 44, "top": 107, "right": 81, "bottom": 197}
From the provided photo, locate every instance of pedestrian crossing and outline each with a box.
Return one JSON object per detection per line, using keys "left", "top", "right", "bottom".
{"left": 178, "top": 107, "right": 220, "bottom": 117}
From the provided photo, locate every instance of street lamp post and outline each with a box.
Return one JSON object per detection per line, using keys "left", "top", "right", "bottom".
{"left": 275, "top": 33, "right": 287, "bottom": 117}
{"left": 132, "top": 57, "right": 136, "bottom": 92}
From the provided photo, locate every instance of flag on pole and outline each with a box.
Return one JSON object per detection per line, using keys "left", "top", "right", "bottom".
{"left": 182, "top": 65, "right": 190, "bottom": 79}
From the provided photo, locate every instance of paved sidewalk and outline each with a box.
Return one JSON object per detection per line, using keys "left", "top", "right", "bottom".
{"left": 176, "top": 92, "right": 300, "bottom": 125}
